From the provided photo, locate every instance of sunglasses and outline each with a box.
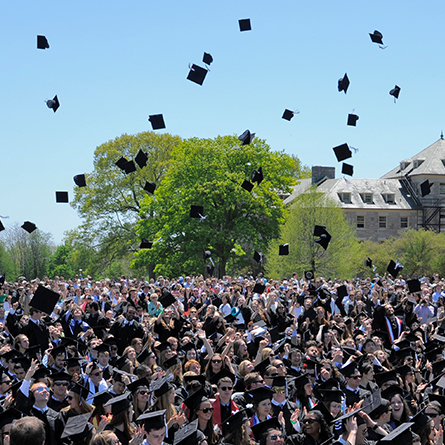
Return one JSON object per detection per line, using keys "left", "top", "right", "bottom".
{"left": 54, "top": 382, "right": 69, "bottom": 387}
{"left": 66, "top": 395, "right": 74, "bottom": 400}
{"left": 220, "top": 386, "right": 233, "bottom": 391}
{"left": 274, "top": 388, "right": 286, "bottom": 394}
{"left": 303, "top": 418, "right": 317, "bottom": 424}
{"left": 350, "top": 375, "right": 361, "bottom": 379}
{"left": 199, "top": 407, "right": 214, "bottom": 413}
{"left": 267, "top": 373, "right": 279, "bottom": 377}
{"left": 270, "top": 435, "right": 285, "bottom": 440}
{"left": 275, "top": 363, "right": 284, "bottom": 368}
{"left": 427, "top": 413, "right": 440, "bottom": 418}
{"left": 34, "top": 386, "right": 50, "bottom": 393}
{"left": 0, "top": 381, "right": 11, "bottom": 385}
{"left": 139, "top": 390, "right": 149, "bottom": 395}
{"left": 92, "top": 371, "right": 103, "bottom": 377}
{"left": 211, "top": 359, "right": 222, "bottom": 364}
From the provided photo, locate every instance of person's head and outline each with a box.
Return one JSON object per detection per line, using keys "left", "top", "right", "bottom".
{"left": 186, "top": 348, "right": 197, "bottom": 361}
{"left": 30, "top": 382, "right": 50, "bottom": 406}
{"left": 29, "top": 307, "right": 43, "bottom": 320}
{"left": 87, "top": 362, "right": 104, "bottom": 385}
{"left": 51, "top": 377, "right": 69, "bottom": 398}
{"left": 125, "top": 307, "right": 137, "bottom": 321}
{"left": 425, "top": 401, "right": 444, "bottom": 430}
{"left": 302, "top": 410, "right": 330, "bottom": 441}
{"left": 390, "top": 393, "right": 410, "bottom": 421}
{"left": 355, "top": 417, "right": 369, "bottom": 445}
{"left": 98, "top": 349, "right": 110, "bottom": 367}
{"left": 14, "top": 334, "right": 29, "bottom": 351}
{"left": 245, "top": 372, "right": 264, "bottom": 391}
{"left": 272, "top": 359, "right": 286, "bottom": 376}
{"left": 209, "top": 354, "right": 223, "bottom": 372}
{"left": 328, "top": 400, "right": 342, "bottom": 418}
{"left": 260, "top": 429, "right": 285, "bottom": 445}
{"left": 10, "top": 417, "right": 45, "bottom": 445}
{"left": 195, "top": 399, "right": 214, "bottom": 424}
{"left": 145, "top": 426, "right": 166, "bottom": 445}
{"left": 289, "top": 349, "right": 302, "bottom": 367}
{"left": 184, "top": 360, "right": 201, "bottom": 375}
{"left": 345, "top": 369, "right": 361, "bottom": 390}
{"left": 0, "top": 373, "right": 12, "bottom": 396}
{"left": 254, "top": 396, "right": 271, "bottom": 419}
{"left": 217, "top": 377, "right": 233, "bottom": 401}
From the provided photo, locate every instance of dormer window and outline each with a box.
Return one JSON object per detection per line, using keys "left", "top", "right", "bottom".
{"left": 400, "top": 162, "right": 410, "bottom": 170}
{"left": 339, "top": 192, "right": 351, "bottom": 204}
{"left": 413, "top": 159, "right": 424, "bottom": 169}
{"left": 361, "top": 193, "right": 373, "bottom": 204}
{"left": 383, "top": 194, "right": 395, "bottom": 204}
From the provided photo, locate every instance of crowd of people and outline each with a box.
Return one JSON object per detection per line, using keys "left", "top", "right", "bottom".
{"left": 0, "top": 271, "right": 443, "bottom": 445}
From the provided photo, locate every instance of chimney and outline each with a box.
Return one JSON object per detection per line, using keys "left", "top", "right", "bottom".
{"left": 312, "top": 166, "right": 335, "bottom": 185}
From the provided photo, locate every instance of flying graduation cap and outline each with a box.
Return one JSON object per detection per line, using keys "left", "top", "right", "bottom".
{"left": 369, "top": 30, "right": 384, "bottom": 45}
{"left": 338, "top": 73, "right": 350, "bottom": 94}
{"left": 0, "top": 221, "right": 4, "bottom": 232}
{"left": 143, "top": 181, "right": 156, "bottom": 194}
{"left": 32, "top": 284, "right": 60, "bottom": 315}
{"left": 239, "top": 18, "right": 252, "bottom": 31}
{"left": 190, "top": 205, "right": 204, "bottom": 219}
{"left": 140, "top": 238, "right": 153, "bottom": 249}
{"left": 203, "top": 52, "right": 213, "bottom": 65}
{"left": 342, "top": 163, "right": 353, "bottom": 177}
{"left": 282, "top": 109, "right": 299, "bottom": 121}
{"left": 148, "top": 114, "right": 166, "bottom": 130}
{"left": 279, "top": 244, "right": 289, "bottom": 256}
{"left": 239, "top": 130, "right": 255, "bottom": 146}
{"left": 420, "top": 179, "right": 432, "bottom": 197}
{"left": 251, "top": 167, "right": 264, "bottom": 185}
{"left": 241, "top": 179, "right": 254, "bottom": 192}
{"left": 135, "top": 150, "right": 148, "bottom": 169}
{"left": 347, "top": 114, "right": 359, "bottom": 126}
{"left": 22, "top": 221, "right": 37, "bottom": 233}
{"left": 387, "top": 260, "right": 403, "bottom": 279}
{"left": 333, "top": 143, "right": 352, "bottom": 162}
{"left": 389, "top": 85, "right": 401, "bottom": 101}
{"left": 55, "top": 191, "right": 69, "bottom": 203}
{"left": 74, "top": 174, "right": 86, "bottom": 187}
{"left": 187, "top": 64, "right": 208, "bottom": 86}
{"left": 37, "top": 35, "right": 50, "bottom": 49}
{"left": 253, "top": 251, "right": 263, "bottom": 263}
{"left": 123, "top": 160, "right": 136, "bottom": 174}
{"left": 314, "top": 225, "right": 332, "bottom": 250}
{"left": 115, "top": 157, "right": 128, "bottom": 170}
{"left": 46, "top": 95, "right": 59, "bottom": 112}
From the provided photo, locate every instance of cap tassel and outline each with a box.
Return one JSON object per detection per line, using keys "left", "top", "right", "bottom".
{"left": 378, "top": 45, "right": 388, "bottom": 50}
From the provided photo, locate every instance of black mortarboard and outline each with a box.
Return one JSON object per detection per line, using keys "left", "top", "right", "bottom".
{"left": 305, "top": 270, "right": 314, "bottom": 280}
{"left": 163, "top": 355, "right": 182, "bottom": 370}
{"left": 318, "top": 388, "right": 343, "bottom": 404}
{"left": 254, "top": 358, "right": 272, "bottom": 375}
{"left": 115, "top": 157, "right": 128, "bottom": 170}
{"left": 251, "top": 417, "right": 281, "bottom": 442}
{"left": 342, "top": 163, "right": 353, "bottom": 176}
{"left": 252, "top": 167, "right": 264, "bottom": 185}
{"left": 389, "top": 85, "right": 401, "bottom": 100}
{"left": 221, "top": 410, "right": 248, "bottom": 437}
{"left": 271, "top": 376, "right": 287, "bottom": 388}
{"left": 140, "top": 238, "right": 153, "bottom": 249}
{"left": 33, "top": 365, "right": 51, "bottom": 380}
{"left": 282, "top": 109, "right": 295, "bottom": 121}
{"left": 144, "top": 181, "right": 156, "bottom": 194}
{"left": 0, "top": 222, "right": 4, "bottom": 232}
{"left": 66, "top": 357, "right": 82, "bottom": 369}
{"left": 69, "top": 381, "right": 91, "bottom": 401}
{"left": 137, "top": 410, "right": 166, "bottom": 430}
{"left": 56, "top": 191, "right": 69, "bottom": 203}
{"left": 203, "top": 52, "right": 213, "bottom": 65}
{"left": 432, "top": 360, "right": 445, "bottom": 376}
{"left": 156, "top": 341, "right": 172, "bottom": 352}
{"left": 314, "top": 227, "right": 331, "bottom": 250}
{"left": 46, "top": 95, "right": 59, "bottom": 112}
{"left": 407, "top": 279, "right": 421, "bottom": 293}
{"left": 173, "top": 420, "right": 205, "bottom": 445}
{"left": 338, "top": 73, "right": 350, "bottom": 94}
{"left": 91, "top": 388, "right": 112, "bottom": 406}
{"left": 365, "top": 257, "right": 373, "bottom": 268}
{"left": 347, "top": 113, "right": 359, "bottom": 126}
{"left": 253, "top": 282, "right": 266, "bottom": 294}
{"left": 239, "top": 18, "right": 252, "bottom": 32}
{"left": 428, "top": 394, "right": 445, "bottom": 414}
{"left": 49, "top": 345, "right": 66, "bottom": 358}
{"left": 279, "top": 244, "right": 289, "bottom": 256}
{"left": 123, "top": 160, "right": 136, "bottom": 174}
{"left": 209, "top": 368, "right": 236, "bottom": 385}
{"left": 31, "top": 285, "right": 60, "bottom": 314}
{"left": 104, "top": 392, "right": 132, "bottom": 415}
{"left": 183, "top": 373, "right": 206, "bottom": 387}
{"left": 22, "top": 221, "right": 37, "bottom": 233}
{"left": 135, "top": 150, "right": 148, "bottom": 169}
{"left": 0, "top": 408, "right": 22, "bottom": 430}
{"left": 2, "top": 350, "right": 21, "bottom": 362}
{"left": 61, "top": 413, "right": 94, "bottom": 440}
{"left": 12, "top": 356, "right": 30, "bottom": 371}
{"left": 149, "top": 114, "right": 166, "bottom": 130}
{"left": 183, "top": 387, "right": 208, "bottom": 411}
{"left": 379, "top": 422, "right": 414, "bottom": 444}
{"left": 50, "top": 370, "right": 71, "bottom": 382}
{"left": 127, "top": 377, "right": 150, "bottom": 394}
{"left": 337, "top": 285, "right": 348, "bottom": 299}
{"left": 410, "top": 408, "right": 431, "bottom": 435}
{"left": 369, "top": 30, "right": 384, "bottom": 45}
{"left": 159, "top": 291, "right": 176, "bottom": 308}
{"left": 421, "top": 179, "right": 432, "bottom": 197}
{"left": 247, "top": 387, "right": 274, "bottom": 404}
{"left": 333, "top": 143, "right": 352, "bottom": 162}
{"left": 339, "top": 362, "right": 357, "bottom": 377}
{"left": 241, "top": 179, "right": 254, "bottom": 192}
{"left": 74, "top": 174, "right": 86, "bottom": 187}
{"left": 187, "top": 64, "right": 208, "bottom": 86}
{"left": 334, "top": 408, "right": 362, "bottom": 424}
{"left": 239, "top": 129, "right": 255, "bottom": 146}
{"left": 253, "top": 251, "right": 263, "bottom": 263}
{"left": 95, "top": 343, "right": 110, "bottom": 355}
{"left": 37, "top": 35, "right": 49, "bottom": 49}
{"left": 190, "top": 205, "right": 204, "bottom": 218}
{"left": 380, "top": 384, "right": 403, "bottom": 401}
{"left": 387, "top": 260, "right": 403, "bottom": 279}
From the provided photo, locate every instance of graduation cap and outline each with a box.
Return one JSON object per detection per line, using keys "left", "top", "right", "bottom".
{"left": 339, "top": 362, "right": 358, "bottom": 377}
{"left": 22, "top": 221, "right": 37, "bottom": 233}
{"left": 137, "top": 410, "right": 166, "bottom": 430}
{"left": 49, "top": 344, "right": 66, "bottom": 358}
{"left": 0, "top": 222, "right": 4, "bottom": 232}
{"left": 140, "top": 238, "right": 153, "bottom": 249}
{"left": 203, "top": 52, "right": 213, "bottom": 65}
{"left": 187, "top": 64, "right": 208, "bottom": 86}
{"left": 407, "top": 279, "right": 421, "bottom": 293}
{"left": 12, "top": 355, "right": 30, "bottom": 371}
{"left": 342, "top": 163, "right": 353, "bottom": 177}
{"left": 282, "top": 109, "right": 297, "bottom": 121}
{"left": 183, "top": 387, "right": 208, "bottom": 411}
{"left": 209, "top": 368, "right": 236, "bottom": 385}
{"left": 333, "top": 408, "right": 363, "bottom": 425}
{"left": 252, "top": 167, "right": 264, "bottom": 185}
{"left": 253, "top": 251, "right": 263, "bottom": 263}
{"left": 221, "top": 410, "right": 249, "bottom": 437}
{"left": 238, "top": 129, "right": 255, "bottom": 146}
{"left": 153, "top": 374, "right": 176, "bottom": 398}
{"left": 123, "top": 160, "right": 136, "bottom": 174}
{"left": 144, "top": 181, "right": 156, "bottom": 194}
{"left": 163, "top": 355, "right": 182, "bottom": 370}
{"left": 241, "top": 179, "right": 254, "bottom": 192}
{"left": 251, "top": 417, "right": 281, "bottom": 442}
{"left": 37, "top": 35, "right": 50, "bottom": 49}
{"left": 74, "top": 174, "right": 86, "bottom": 187}
{"left": 135, "top": 150, "right": 148, "bottom": 169}
{"left": 347, "top": 113, "right": 359, "bottom": 126}
{"left": 410, "top": 407, "right": 431, "bottom": 435}
{"left": 127, "top": 377, "right": 150, "bottom": 394}
{"left": 428, "top": 394, "right": 445, "bottom": 414}
{"left": 338, "top": 73, "right": 350, "bottom": 94}
{"left": 254, "top": 358, "right": 272, "bottom": 375}
{"left": 2, "top": 350, "right": 22, "bottom": 362}
{"left": 173, "top": 420, "right": 205, "bottom": 445}
{"left": 55, "top": 191, "right": 69, "bottom": 203}
{"left": 311, "top": 402, "right": 334, "bottom": 424}
{"left": 369, "top": 30, "right": 384, "bottom": 45}
{"left": 253, "top": 282, "right": 266, "bottom": 294}
{"left": 387, "top": 260, "right": 403, "bottom": 279}
{"left": 66, "top": 356, "right": 83, "bottom": 369}
{"left": 148, "top": 114, "right": 166, "bottom": 130}
{"left": 183, "top": 373, "right": 206, "bottom": 387}
{"left": 365, "top": 257, "right": 373, "bottom": 268}
{"left": 389, "top": 85, "right": 401, "bottom": 100}
{"left": 104, "top": 392, "right": 132, "bottom": 415}
{"left": 190, "top": 205, "right": 204, "bottom": 218}
{"left": 317, "top": 388, "right": 344, "bottom": 404}
{"left": 69, "top": 381, "right": 91, "bottom": 401}
{"left": 239, "top": 18, "right": 251, "bottom": 31}
{"left": 314, "top": 226, "right": 331, "bottom": 250}
{"left": 159, "top": 291, "right": 176, "bottom": 308}
{"left": 420, "top": 179, "right": 432, "bottom": 197}
{"left": 156, "top": 341, "right": 172, "bottom": 352}
{"left": 379, "top": 422, "right": 414, "bottom": 444}
{"left": 304, "top": 270, "right": 314, "bottom": 280}
{"left": 49, "top": 370, "right": 71, "bottom": 382}
{"left": 31, "top": 284, "right": 60, "bottom": 314}
{"left": 91, "top": 388, "right": 113, "bottom": 407}
{"left": 115, "top": 157, "right": 129, "bottom": 170}
{"left": 46, "top": 95, "right": 59, "bottom": 112}
{"left": 61, "top": 413, "right": 94, "bottom": 441}
{"left": 0, "top": 408, "right": 22, "bottom": 430}
{"left": 333, "top": 143, "right": 352, "bottom": 162}
{"left": 279, "top": 244, "right": 289, "bottom": 256}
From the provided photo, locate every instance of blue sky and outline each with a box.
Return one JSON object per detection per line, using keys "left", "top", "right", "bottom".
{"left": 1, "top": 1, "right": 444, "bottom": 243}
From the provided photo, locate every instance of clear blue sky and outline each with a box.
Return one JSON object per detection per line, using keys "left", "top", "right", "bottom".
{"left": 1, "top": 1, "right": 444, "bottom": 243}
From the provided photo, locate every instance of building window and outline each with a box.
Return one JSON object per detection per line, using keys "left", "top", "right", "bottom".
{"left": 440, "top": 183, "right": 445, "bottom": 195}
{"left": 400, "top": 162, "right": 410, "bottom": 170}
{"left": 413, "top": 159, "right": 424, "bottom": 169}
{"left": 401, "top": 217, "right": 408, "bottom": 228}
{"left": 379, "top": 216, "right": 387, "bottom": 228}
{"left": 357, "top": 216, "right": 365, "bottom": 228}
{"left": 384, "top": 194, "right": 395, "bottom": 204}
{"left": 362, "top": 193, "right": 373, "bottom": 204}
{"left": 340, "top": 193, "right": 351, "bottom": 203}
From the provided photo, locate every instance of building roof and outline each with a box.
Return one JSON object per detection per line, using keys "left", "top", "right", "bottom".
{"left": 284, "top": 177, "right": 417, "bottom": 210}
{"left": 381, "top": 138, "right": 445, "bottom": 179}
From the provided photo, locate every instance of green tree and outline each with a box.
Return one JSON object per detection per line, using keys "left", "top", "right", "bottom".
{"left": 70, "top": 131, "right": 181, "bottom": 276}
{"left": 46, "top": 244, "right": 75, "bottom": 279}
{"left": 266, "top": 187, "right": 364, "bottom": 279}
{"left": 133, "top": 135, "right": 302, "bottom": 277}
